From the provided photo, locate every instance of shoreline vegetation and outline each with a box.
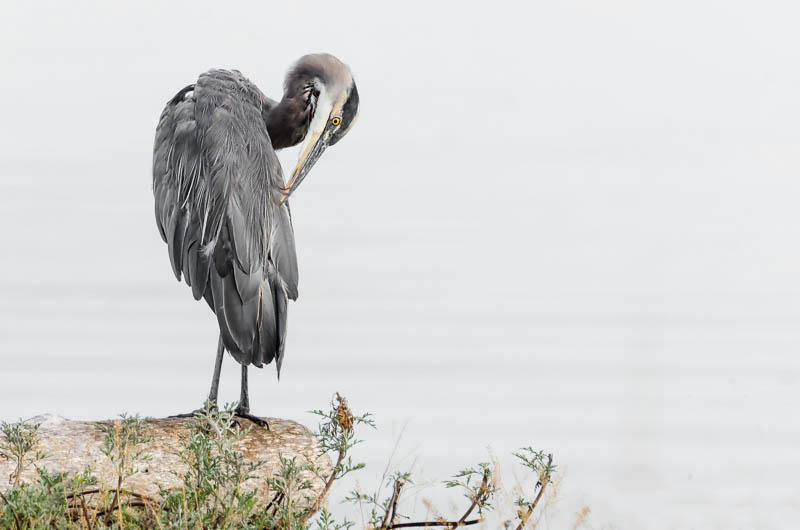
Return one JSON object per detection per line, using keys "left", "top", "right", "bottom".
{"left": 0, "top": 394, "right": 556, "bottom": 529}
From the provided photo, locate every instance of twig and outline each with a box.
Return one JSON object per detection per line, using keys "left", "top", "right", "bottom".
{"left": 514, "top": 454, "right": 553, "bottom": 530}
{"left": 79, "top": 496, "right": 94, "bottom": 530}
{"left": 95, "top": 500, "right": 149, "bottom": 517}
{"left": 102, "top": 475, "right": 123, "bottom": 527}
{"left": 305, "top": 447, "right": 345, "bottom": 518}
{"left": 389, "top": 520, "right": 481, "bottom": 529}
{"left": 64, "top": 487, "right": 103, "bottom": 499}
{"left": 264, "top": 491, "right": 284, "bottom": 515}
{"left": 380, "top": 479, "right": 404, "bottom": 529}
{"left": 69, "top": 487, "right": 162, "bottom": 523}
{"left": 0, "top": 490, "right": 22, "bottom": 530}
{"left": 389, "top": 479, "right": 404, "bottom": 527}
{"left": 387, "top": 466, "right": 491, "bottom": 529}
{"left": 455, "top": 469, "right": 490, "bottom": 527}
{"left": 65, "top": 488, "right": 159, "bottom": 504}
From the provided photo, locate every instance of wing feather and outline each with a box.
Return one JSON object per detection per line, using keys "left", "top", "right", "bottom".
{"left": 167, "top": 207, "right": 189, "bottom": 280}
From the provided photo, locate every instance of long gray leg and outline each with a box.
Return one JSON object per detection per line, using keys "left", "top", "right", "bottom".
{"left": 207, "top": 335, "right": 224, "bottom": 405}
{"left": 234, "top": 363, "right": 269, "bottom": 428}
{"left": 239, "top": 363, "right": 249, "bottom": 412}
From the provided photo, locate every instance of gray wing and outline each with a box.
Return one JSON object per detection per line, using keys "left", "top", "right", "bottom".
{"left": 153, "top": 70, "right": 298, "bottom": 373}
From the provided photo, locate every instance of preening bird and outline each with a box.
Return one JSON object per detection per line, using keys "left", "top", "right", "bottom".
{"left": 152, "top": 54, "right": 359, "bottom": 425}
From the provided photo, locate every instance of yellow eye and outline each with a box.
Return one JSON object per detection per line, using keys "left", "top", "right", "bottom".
{"left": 331, "top": 116, "right": 341, "bottom": 126}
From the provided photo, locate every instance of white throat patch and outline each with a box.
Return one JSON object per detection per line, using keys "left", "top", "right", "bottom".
{"left": 306, "top": 80, "right": 333, "bottom": 144}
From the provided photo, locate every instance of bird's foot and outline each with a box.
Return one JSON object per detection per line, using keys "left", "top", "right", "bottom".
{"left": 169, "top": 402, "right": 219, "bottom": 420}
{"left": 233, "top": 409, "right": 270, "bottom": 429}
{"left": 168, "top": 410, "right": 204, "bottom": 419}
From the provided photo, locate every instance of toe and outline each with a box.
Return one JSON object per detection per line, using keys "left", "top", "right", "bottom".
{"left": 234, "top": 411, "right": 270, "bottom": 429}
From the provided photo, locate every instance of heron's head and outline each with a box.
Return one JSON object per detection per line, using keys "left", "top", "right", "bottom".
{"left": 282, "top": 53, "right": 359, "bottom": 201}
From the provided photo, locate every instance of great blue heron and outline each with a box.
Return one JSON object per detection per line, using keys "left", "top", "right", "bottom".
{"left": 152, "top": 54, "right": 359, "bottom": 426}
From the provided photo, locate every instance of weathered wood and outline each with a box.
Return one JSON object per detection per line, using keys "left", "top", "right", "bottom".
{"left": 0, "top": 414, "right": 330, "bottom": 509}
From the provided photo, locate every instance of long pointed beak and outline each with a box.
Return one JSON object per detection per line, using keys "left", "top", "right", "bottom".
{"left": 281, "top": 129, "right": 328, "bottom": 203}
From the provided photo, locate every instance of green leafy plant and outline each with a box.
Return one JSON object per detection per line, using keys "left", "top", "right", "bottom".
{"left": 0, "top": 467, "right": 97, "bottom": 529}
{"left": 96, "top": 414, "right": 153, "bottom": 526}
{"left": 158, "top": 402, "right": 270, "bottom": 529}
{"left": 0, "top": 420, "right": 45, "bottom": 488}
{"left": 511, "top": 448, "right": 555, "bottom": 530}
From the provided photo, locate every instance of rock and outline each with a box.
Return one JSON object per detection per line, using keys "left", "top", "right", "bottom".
{"left": 0, "top": 414, "right": 330, "bottom": 510}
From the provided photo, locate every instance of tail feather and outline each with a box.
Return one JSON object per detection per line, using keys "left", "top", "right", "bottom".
{"left": 257, "top": 281, "right": 278, "bottom": 367}
{"left": 206, "top": 261, "right": 287, "bottom": 373}
{"left": 191, "top": 245, "right": 211, "bottom": 300}
{"left": 270, "top": 266, "right": 289, "bottom": 377}
{"left": 208, "top": 271, "right": 240, "bottom": 362}
{"left": 223, "top": 272, "right": 259, "bottom": 357}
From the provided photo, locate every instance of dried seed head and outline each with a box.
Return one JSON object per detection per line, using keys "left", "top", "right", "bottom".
{"left": 334, "top": 392, "right": 354, "bottom": 432}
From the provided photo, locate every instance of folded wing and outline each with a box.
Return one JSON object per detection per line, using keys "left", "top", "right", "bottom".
{"left": 153, "top": 69, "right": 298, "bottom": 373}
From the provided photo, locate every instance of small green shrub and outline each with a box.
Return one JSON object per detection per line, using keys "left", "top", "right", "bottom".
{"left": 0, "top": 420, "right": 46, "bottom": 488}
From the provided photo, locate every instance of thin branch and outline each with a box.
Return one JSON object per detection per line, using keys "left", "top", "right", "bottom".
{"left": 380, "top": 479, "right": 404, "bottom": 529}
{"left": 388, "top": 480, "right": 404, "bottom": 527}
{"left": 387, "top": 467, "right": 492, "bottom": 529}
{"left": 305, "top": 446, "right": 345, "bottom": 519}
{"left": 455, "top": 469, "right": 490, "bottom": 527}
{"left": 11, "top": 461, "right": 22, "bottom": 489}
{"left": 389, "top": 519, "right": 481, "bottom": 529}
{"left": 0, "top": 490, "right": 22, "bottom": 530}
{"left": 64, "top": 487, "right": 103, "bottom": 499}
{"left": 514, "top": 454, "right": 553, "bottom": 530}
{"left": 96, "top": 500, "right": 149, "bottom": 512}
{"left": 79, "top": 496, "right": 95, "bottom": 530}
{"left": 65, "top": 488, "right": 159, "bottom": 504}
{"left": 264, "top": 491, "right": 284, "bottom": 515}
{"left": 103, "top": 485, "right": 119, "bottom": 528}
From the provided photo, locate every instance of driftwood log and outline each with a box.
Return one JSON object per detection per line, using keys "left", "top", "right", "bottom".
{"left": 0, "top": 414, "right": 331, "bottom": 510}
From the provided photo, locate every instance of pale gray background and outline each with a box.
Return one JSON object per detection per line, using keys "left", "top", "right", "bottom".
{"left": 1, "top": 1, "right": 798, "bottom": 528}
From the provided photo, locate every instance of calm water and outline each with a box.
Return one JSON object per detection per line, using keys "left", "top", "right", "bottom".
{"left": 1, "top": 2, "right": 799, "bottom": 528}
